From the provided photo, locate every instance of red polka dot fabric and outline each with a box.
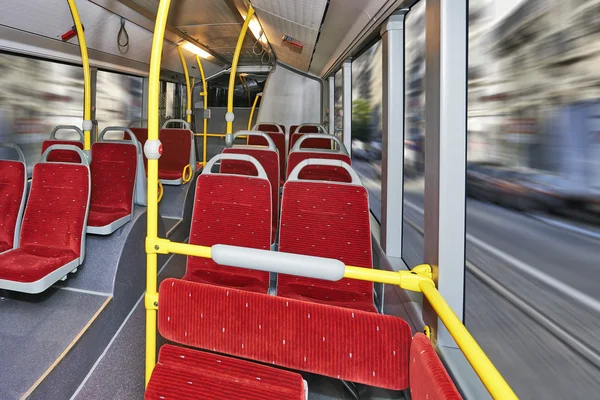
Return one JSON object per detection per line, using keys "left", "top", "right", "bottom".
{"left": 41, "top": 140, "right": 84, "bottom": 163}
{"left": 278, "top": 180, "right": 375, "bottom": 312}
{"left": 158, "top": 128, "right": 192, "bottom": 181}
{"left": 287, "top": 151, "right": 352, "bottom": 182}
{"left": 222, "top": 148, "right": 280, "bottom": 242}
{"left": 184, "top": 174, "right": 272, "bottom": 293}
{"left": 88, "top": 142, "right": 136, "bottom": 227}
{"left": 0, "top": 160, "right": 25, "bottom": 253}
{"left": 410, "top": 333, "right": 463, "bottom": 400}
{"left": 247, "top": 132, "right": 286, "bottom": 185}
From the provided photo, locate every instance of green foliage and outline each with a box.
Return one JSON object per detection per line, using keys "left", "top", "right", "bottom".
{"left": 352, "top": 98, "right": 372, "bottom": 142}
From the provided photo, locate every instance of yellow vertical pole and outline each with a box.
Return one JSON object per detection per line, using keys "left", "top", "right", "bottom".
{"left": 195, "top": 55, "right": 208, "bottom": 166}
{"left": 145, "top": 0, "right": 171, "bottom": 386}
{"left": 247, "top": 93, "right": 261, "bottom": 130}
{"left": 226, "top": 6, "right": 255, "bottom": 134}
{"left": 66, "top": 0, "right": 92, "bottom": 150}
{"left": 177, "top": 46, "right": 192, "bottom": 124}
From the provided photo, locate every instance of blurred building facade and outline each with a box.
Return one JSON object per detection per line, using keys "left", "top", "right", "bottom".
{"left": 469, "top": 0, "right": 600, "bottom": 188}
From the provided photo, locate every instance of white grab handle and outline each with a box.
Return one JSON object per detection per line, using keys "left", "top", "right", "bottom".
{"left": 49, "top": 125, "right": 84, "bottom": 141}
{"left": 41, "top": 144, "right": 90, "bottom": 167}
{"left": 162, "top": 119, "right": 191, "bottom": 130}
{"left": 293, "top": 123, "right": 327, "bottom": 134}
{"left": 203, "top": 153, "right": 268, "bottom": 180}
{"left": 253, "top": 122, "right": 283, "bottom": 133}
{"left": 287, "top": 158, "right": 361, "bottom": 184}
{"left": 292, "top": 133, "right": 349, "bottom": 155}
{"left": 212, "top": 244, "right": 345, "bottom": 281}
{"left": 233, "top": 130, "right": 277, "bottom": 151}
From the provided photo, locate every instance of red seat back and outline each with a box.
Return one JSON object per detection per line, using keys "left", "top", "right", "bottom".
{"left": 159, "top": 128, "right": 192, "bottom": 178}
{"left": 41, "top": 140, "right": 84, "bottom": 163}
{"left": 222, "top": 148, "right": 279, "bottom": 243}
{"left": 410, "top": 333, "right": 463, "bottom": 400}
{"left": 290, "top": 125, "right": 299, "bottom": 135}
{"left": 287, "top": 152, "right": 352, "bottom": 182}
{"left": 90, "top": 143, "right": 137, "bottom": 216}
{"left": 278, "top": 179, "right": 374, "bottom": 311}
{"left": 0, "top": 160, "right": 26, "bottom": 252}
{"left": 247, "top": 132, "right": 286, "bottom": 184}
{"left": 127, "top": 127, "right": 149, "bottom": 172}
{"left": 20, "top": 161, "right": 89, "bottom": 258}
{"left": 255, "top": 123, "right": 282, "bottom": 133}
{"left": 185, "top": 173, "right": 271, "bottom": 293}
{"left": 289, "top": 133, "right": 332, "bottom": 153}
{"left": 158, "top": 278, "right": 411, "bottom": 390}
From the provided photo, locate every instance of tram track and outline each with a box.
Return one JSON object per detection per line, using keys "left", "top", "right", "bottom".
{"left": 401, "top": 214, "right": 600, "bottom": 372}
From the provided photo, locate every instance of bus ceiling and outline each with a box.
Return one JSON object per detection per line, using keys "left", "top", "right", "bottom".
{"left": 0, "top": 0, "right": 404, "bottom": 80}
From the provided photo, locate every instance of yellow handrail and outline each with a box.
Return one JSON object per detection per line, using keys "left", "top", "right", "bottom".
{"left": 145, "top": 0, "right": 171, "bottom": 386}
{"left": 226, "top": 6, "right": 255, "bottom": 135}
{"left": 419, "top": 280, "right": 518, "bottom": 399}
{"left": 195, "top": 55, "right": 208, "bottom": 167}
{"left": 157, "top": 181, "right": 164, "bottom": 203}
{"left": 66, "top": 0, "right": 92, "bottom": 151}
{"left": 182, "top": 164, "right": 192, "bottom": 184}
{"left": 145, "top": 236, "right": 517, "bottom": 398}
{"left": 247, "top": 93, "right": 262, "bottom": 130}
{"left": 177, "top": 46, "right": 192, "bottom": 125}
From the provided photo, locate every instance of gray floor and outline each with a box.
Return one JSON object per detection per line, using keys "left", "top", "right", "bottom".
{"left": 0, "top": 288, "right": 110, "bottom": 400}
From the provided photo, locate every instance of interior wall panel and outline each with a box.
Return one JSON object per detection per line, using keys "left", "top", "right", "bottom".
{"left": 257, "top": 63, "right": 321, "bottom": 128}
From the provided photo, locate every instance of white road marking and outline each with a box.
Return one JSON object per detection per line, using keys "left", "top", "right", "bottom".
{"left": 529, "top": 214, "right": 600, "bottom": 241}
{"left": 404, "top": 199, "right": 600, "bottom": 315}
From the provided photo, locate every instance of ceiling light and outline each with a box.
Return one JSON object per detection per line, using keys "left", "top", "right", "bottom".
{"left": 181, "top": 42, "right": 211, "bottom": 59}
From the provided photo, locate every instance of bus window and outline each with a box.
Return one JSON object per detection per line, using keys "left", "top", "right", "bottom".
{"left": 402, "top": 0, "right": 426, "bottom": 267}
{"left": 96, "top": 70, "right": 143, "bottom": 139}
{"left": 351, "top": 40, "right": 383, "bottom": 220}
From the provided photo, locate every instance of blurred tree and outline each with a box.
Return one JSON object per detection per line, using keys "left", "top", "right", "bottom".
{"left": 353, "top": 98, "right": 372, "bottom": 142}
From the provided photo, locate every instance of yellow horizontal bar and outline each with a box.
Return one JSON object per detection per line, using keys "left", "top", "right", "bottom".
{"left": 145, "top": 239, "right": 515, "bottom": 399}
{"left": 419, "top": 280, "right": 518, "bottom": 399}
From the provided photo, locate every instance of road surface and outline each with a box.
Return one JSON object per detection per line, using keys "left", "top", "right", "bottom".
{"left": 354, "top": 159, "right": 600, "bottom": 399}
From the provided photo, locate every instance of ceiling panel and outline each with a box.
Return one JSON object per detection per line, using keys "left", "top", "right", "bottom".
{"left": 252, "top": 0, "right": 328, "bottom": 71}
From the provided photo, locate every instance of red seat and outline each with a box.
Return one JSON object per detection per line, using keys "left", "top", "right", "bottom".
{"left": 222, "top": 147, "right": 279, "bottom": 243}
{"left": 87, "top": 142, "right": 137, "bottom": 234}
{"left": 146, "top": 344, "right": 306, "bottom": 400}
{"left": 0, "top": 156, "right": 26, "bottom": 254}
{"left": 184, "top": 155, "right": 272, "bottom": 293}
{"left": 248, "top": 132, "right": 286, "bottom": 185}
{"left": 255, "top": 123, "right": 282, "bottom": 133}
{"left": 158, "top": 278, "right": 411, "bottom": 390}
{"left": 159, "top": 128, "right": 193, "bottom": 184}
{"left": 410, "top": 333, "right": 463, "bottom": 400}
{"left": 41, "top": 140, "right": 84, "bottom": 163}
{"left": 290, "top": 125, "right": 299, "bottom": 135}
{"left": 278, "top": 168, "right": 374, "bottom": 312}
{"left": 127, "top": 127, "right": 149, "bottom": 171}
{"left": 0, "top": 149, "right": 90, "bottom": 293}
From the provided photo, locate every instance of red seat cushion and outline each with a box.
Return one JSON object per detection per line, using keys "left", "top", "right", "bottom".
{"left": 89, "top": 143, "right": 136, "bottom": 227}
{"left": 158, "top": 279, "right": 411, "bottom": 390}
{"left": 222, "top": 148, "right": 280, "bottom": 242}
{"left": 146, "top": 345, "right": 306, "bottom": 400}
{"left": 247, "top": 132, "right": 286, "bottom": 185}
{"left": 410, "top": 333, "right": 463, "bottom": 400}
{"left": 0, "top": 248, "right": 77, "bottom": 283}
{"left": 159, "top": 128, "right": 192, "bottom": 182}
{"left": 279, "top": 180, "right": 375, "bottom": 312}
{"left": 184, "top": 174, "right": 271, "bottom": 293}
{"left": 87, "top": 206, "right": 130, "bottom": 227}
{"left": 0, "top": 160, "right": 25, "bottom": 252}
{"left": 287, "top": 151, "right": 352, "bottom": 181}
{"left": 41, "top": 140, "right": 84, "bottom": 163}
